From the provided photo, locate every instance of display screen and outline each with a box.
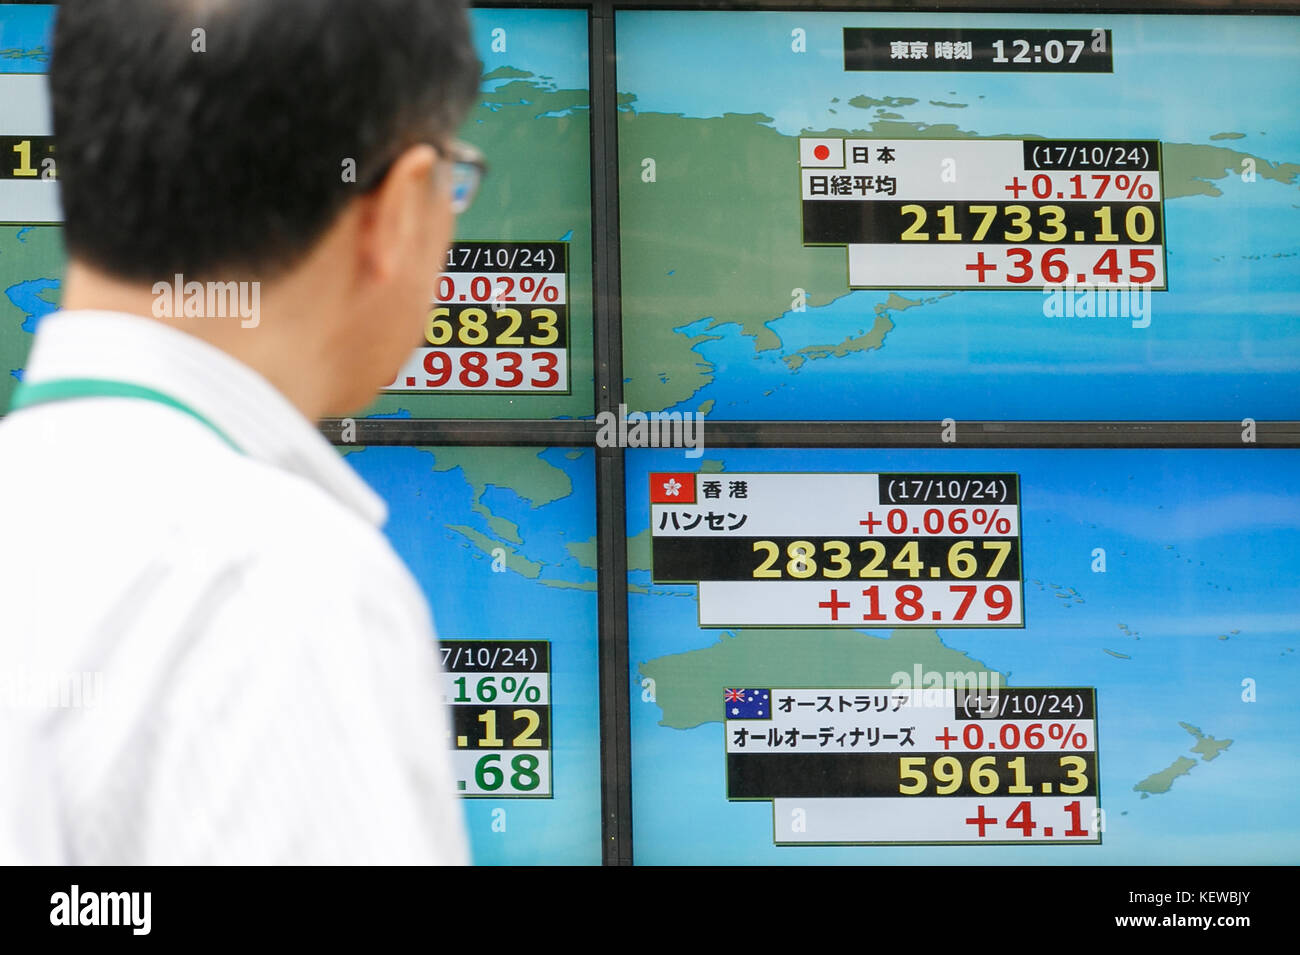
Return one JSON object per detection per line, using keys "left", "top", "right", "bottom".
{"left": 0, "top": 5, "right": 594, "bottom": 420}
{"left": 616, "top": 11, "right": 1300, "bottom": 420}
{"left": 344, "top": 444, "right": 601, "bottom": 865}
{"left": 628, "top": 447, "right": 1300, "bottom": 862}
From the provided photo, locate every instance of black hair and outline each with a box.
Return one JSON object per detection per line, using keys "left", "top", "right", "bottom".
{"left": 49, "top": 0, "right": 480, "bottom": 281}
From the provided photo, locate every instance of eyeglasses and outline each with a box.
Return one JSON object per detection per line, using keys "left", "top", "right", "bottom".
{"left": 358, "top": 139, "right": 487, "bottom": 214}
{"left": 437, "top": 140, "right": 487, "bottom": 214}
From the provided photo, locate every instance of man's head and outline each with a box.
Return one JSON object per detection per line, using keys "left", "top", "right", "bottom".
{"left": 49, "top": 0, "right": 481, "bottom": 414}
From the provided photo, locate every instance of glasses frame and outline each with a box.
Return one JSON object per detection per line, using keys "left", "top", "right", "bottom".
{"left": 357, "top": 138, "right": 487, "bottom": 214}
{"left": 437, "top": 140, "right": 487, "bottom": 215}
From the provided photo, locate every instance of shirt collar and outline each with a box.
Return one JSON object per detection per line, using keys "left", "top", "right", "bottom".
{"left": 22, "top": 309, "right": 388, "bottom": 527}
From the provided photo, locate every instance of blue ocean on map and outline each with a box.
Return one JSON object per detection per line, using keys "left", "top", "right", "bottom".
{"left": 9, "top": 277, "right": 58, "bottom": 334}
{"left": 0, "top": 4, "right": 50, "bottom": 72}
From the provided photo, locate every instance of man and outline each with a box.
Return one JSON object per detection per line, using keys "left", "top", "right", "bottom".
{"left": 0, "top": 0, "right": 481, "bottom": 863}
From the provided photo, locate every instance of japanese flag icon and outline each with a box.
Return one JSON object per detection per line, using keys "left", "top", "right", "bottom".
{"left": 800, "top": 138, "right": 844, "bottom": 168}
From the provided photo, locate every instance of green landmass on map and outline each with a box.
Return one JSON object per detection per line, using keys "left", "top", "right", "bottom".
{"left": 448, "top": 523, "right": 542, "bottom": 578}
{"left": 627, "top": 527, "right": 652, "bottom": 572}
{"left": 1132, "top": 721, "right": 1234, "bottom": 797}
{"left": 640, "top": 626, "right": 1003, "bottom": 729}
{"left": 1162, "top": 142, "right": 1299, "bottom": 198}
{"left": 536, "top": 577, "right": 597, "bottom": 591}
{"left": 1134, "top": 756, "right": 1198, "bottom": 798}
{"left": 429, "top": 444, "right": 572, "bottom": 533}
{"left": 0, "top": 46, "right": 47, "bottom": 64}
{"left": 427, "top": 446, "right": 573, "bottom": 563}
{"left": 1180, "top": 721, "right": 1233, "bottom": 761}
{"left": 847, "top": 95, "right": 918, "bottom": 109}
{"left": 566, "top": 535, "right": 597, "bottom": 570}
{"left": 481, "top": 65, "right": 533, "bottom": 80}
{"left": 617, "top": 99, "right": 1300, "bottom": 413}
{"left": 0, "top": 225, "right": 63, "bottom": 408}
{"left": 782, "top": 292, "right": 952, "bottom": 371}
{"left": 428, "top": 446, "right": 604, "bottom": 591}
{"left": 430, "top": 445, "right": 572, "bottom": 497}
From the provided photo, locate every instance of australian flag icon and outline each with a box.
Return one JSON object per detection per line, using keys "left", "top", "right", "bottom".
{"left": 724, "top": 688, "right": 771, "bottom": 720}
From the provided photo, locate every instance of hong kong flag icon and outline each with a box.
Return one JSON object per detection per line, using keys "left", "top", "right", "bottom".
{"left": 650, "top": 473, "right": 696, "bottom": 504}
{"left": 800, "top": 137, "right": 843, "bottom": 167}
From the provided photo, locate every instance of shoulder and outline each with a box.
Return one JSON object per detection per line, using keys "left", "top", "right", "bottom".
{"left": 0, "top": 401, "right": 436, "bottom": 663}
{"left": 199, "top": 455, "right": 433, "bottom": 635}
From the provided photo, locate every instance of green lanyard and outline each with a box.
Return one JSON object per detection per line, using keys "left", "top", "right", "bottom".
{"left": 7, "top": 377, "right": 243, "bottom": 453}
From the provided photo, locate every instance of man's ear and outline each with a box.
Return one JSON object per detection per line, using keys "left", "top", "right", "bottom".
{"left": 355, "top": 143, "right": 440, "bottom": 284}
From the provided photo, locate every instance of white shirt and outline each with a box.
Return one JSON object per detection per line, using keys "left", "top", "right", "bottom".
{"left": 0, "top": 309, "right": 469, "bottom": 864}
